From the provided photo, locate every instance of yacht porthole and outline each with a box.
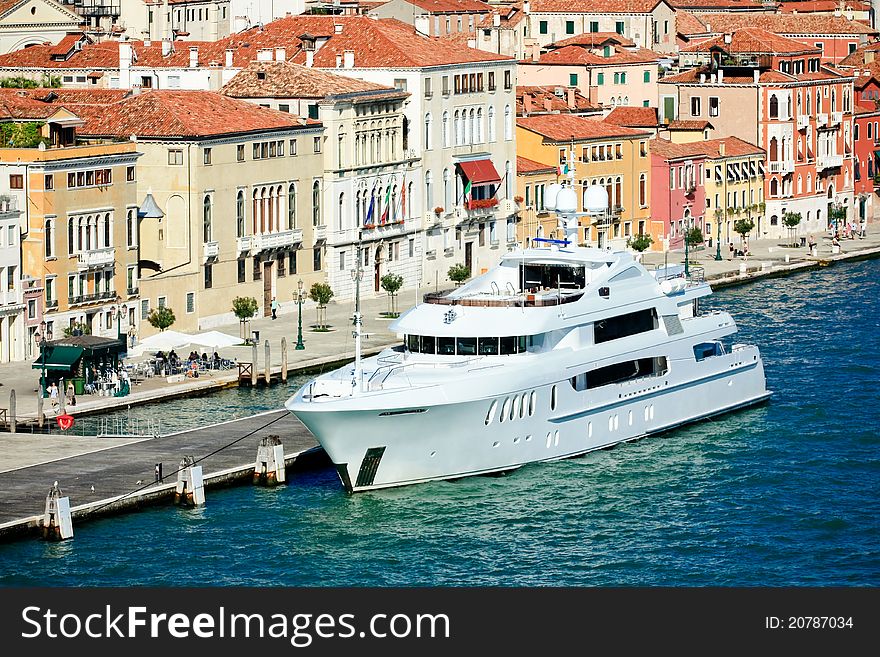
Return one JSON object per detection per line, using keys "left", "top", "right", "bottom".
{"left": 500, "top": 397, "right": 509, "bottom": 423}
{"left": 430, "top": 451, "right": 436, "bottom": 458}
{"left": 525, "top": 434, "right": 532, "bottom": 442}
{"left": 613, "top": 415, "right": 619, "bottom": 430}
{"left": 728, "top": 380, "right": 733, "bottom": 386}
{"left": 551, "top": 385, "right": 558, "bottom": 411}
{"left": 513, "top": 436, "right": 520, "bottom": 444}
{"left": 529, "top": 391, "right": 536, "bottom": 416}
{"left": 520, "top": 393, "right": 527, "bottom": 419}
{"left": 510, "top": 395, "right": 518, "bottom": 421}
{"left": 650, "top": 405, "right": 655, "bottom": 420}
{"left": 492, "top": 441, "right": 500, "bottom": 448}
{"left": 554, "top": 431, "right": 560, "bottom": 446}
{"left": 628, "top": 410, "right": 633, "bottom": 426}
{"left": 644, "top": 406, "right": 649, "bottom": 422}
{"left": 485, "top": 400, "right": 498, "bottom": 426}
{"left": 546, "top": 432, "right": 552, "bottom": 448}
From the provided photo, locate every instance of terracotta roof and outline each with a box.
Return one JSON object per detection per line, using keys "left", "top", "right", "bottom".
{"left": 517, "top": 114, "right": 650, "bottom": 141}
{"left": 517, "top": 155, "right": 556, "bottom": 174}
{"left": 778, "top": 0, "right": 871, "bottom": 13}
{"left": 604, "top": 106, "right": 659, "bottom": 127}
{"left": 477, "top": 3, "right": 527, "bottom": 28}
{"left": 0, "top": 89, "right": 71, "bottom": 120}
{"left": 516, "top": 85, "right": 600, "bottom": 115}
{"left": 650, "top": 136, "right": 764, "bottom": 160}
{"left": 682, "top": 28, "right": 822, "bottom": 55}
{"left": 670, "top": 0, "right": 764, "bottom": 8}
{"left": 839, "top": 41, "right": 880, "bottom": 67}
{"left": 220, "top": 61, "right": 404, "bottom": 101}
{"left": 682, "top": 12, "right": 877, "bottom": 37}
{"left": 48, "top": 34, "right": 89, "bottom": 58}
{"left": 0, "top": 38, "right": 221, "bottom": 70}
{"left": 530, "top": 0, "right": 667, "bottom": 12}
{"left": 79, "top": 90, "right": 319, "bottom": 139}
{"left": 538, "top": 44, "right": 659, "bottom": 65}
{"left": 660, "top": 64, "right": 846, "bottom": 84}
{"left": 675, "top": 11, "right": 712, "bottom": 37}
{"left": 667, "top": 119, "right": 713, "bottom": 130}
{"left": 549, "top": 32, "right": 636, "bottom": 48}
{"left": 404, "top": 0, "right": 492, "bottom": 13}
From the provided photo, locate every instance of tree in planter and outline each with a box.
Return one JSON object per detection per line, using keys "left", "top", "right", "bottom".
{"left": 734, "top": 217, "right": 755, "bottom": 253}
{"left": 231, "top": 296, "right": 258, "bottom": 341}
{"left": 782, "top": 211, "right": 802, "bottom": 247}
{"left": 63, "top": 321, "right": 91, "bottom": 337}
{"left": 448, "top": 263, "right": 471, "bottom": 286}
{"left": 308, "top": 282, "right": 334, "bottom": 330}
{"left": 627, "top": 233, "right": 653, "bottom": 253}
{"left": 147, "top": 306, "right": 176, "bottom": 332}
{"left": 828, "top": 204, "right": 847, "bottom": 234}
{"left": 380, "top": 273, "right": 404, "bottom": 317}
{"left": 685, "top": 226, "right": 704, "bottom": 247}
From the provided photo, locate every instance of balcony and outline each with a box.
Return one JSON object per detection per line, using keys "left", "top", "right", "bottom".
{"left": 69, "top": 290, "right": 116, "bottom": 306}
{"left": 236, "top": 235, "right": 253, "bottom": 255}
{"left": 203, "top": 240, "right": 219, "bottom": 261}
{"left": 315, "top": 224, "right": 327, "bottom": 242}
{"left": 817, "top": 113, "right": 828, "bottom": 127}
{"left": 76, "top": 246, "right": 114, "bottom": 270}
{"left": 768, "top": 160, "right": 795, "bottom": 174}
{"left": 252, "top": 229, "right": 302, "bottom": 253}
{"left": 46, "top": 299, "right": 59, "bottom": 310}
{"left": 126, "top": 286, "right": 138, "bottom": 296}
{"left": 817, "top": 154, "right": 843, "bottom": 170}
{"left": 796, "top": 114, "right": 809, "bottom": 130}
{"left": 830, "top": 112, "right": 843, "bottom": 126}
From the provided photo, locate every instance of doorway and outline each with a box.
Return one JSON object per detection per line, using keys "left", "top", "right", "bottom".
{"left": 374, "top": 244, "right": 384, "bottom": 293}
{"left": 263, "top": 261, "right": 273, "bottom": 317}
{"left": 465, "top": 241, "right": 473, "bottom": 274}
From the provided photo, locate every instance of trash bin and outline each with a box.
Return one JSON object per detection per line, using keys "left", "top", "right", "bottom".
{"left": 72, "top": 377, "right": 85, "bottom": 396}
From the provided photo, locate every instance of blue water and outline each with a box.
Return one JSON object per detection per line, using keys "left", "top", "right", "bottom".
{"left": 1, "top": 261, "right": 878, "bottom": 586}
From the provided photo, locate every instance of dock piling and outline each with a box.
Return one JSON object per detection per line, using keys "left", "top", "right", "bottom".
{"left": 251, "top": 342, "right": 258, "bottom": 386}
{"left": 253, "top": 435, "right": 286, "bottom": 486}
{"left": 281, "top": 338, "right": 288, "bottom": 383}
{"left": 174, "top": 456, "right": 205, "bottom": 507}
{"left": 9, "top": 389, "right": 16, "bottom": 433}
{"left": 264, "top": 340, "right": 271, "bottom": 384}
{"left": 42, "top": 481, "right": 73, "bottom": 541}
{"left": 36, "top": 390, "right": 44, "bottom": 429}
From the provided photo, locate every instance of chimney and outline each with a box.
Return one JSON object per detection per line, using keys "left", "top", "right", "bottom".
{"left": 524, "top": 0, "right": 531, "bottom": 13}
{"left": 144, "top": 39, "right": 152, "bottom": 48}
{"left": 719, "top": 140, "right": 726, "bottom": 156}
{"left": 161, "top": 38, "right": 172, "bottom": 57}
{"left": 334, "top": 23, "right": 343, "bottom": 34}
{"left": 524, "top": 93, "right": 533, "bottom": 115}
{"left": 566, "top": 87, "right": 575, "bottom": 109}
{"left": 753, "top": 69, "right": 760, "bottom": 83}
{"left": 189, "top": 46, "right": 198, "bottom": 68}
{"left": 119, "top": 41, "right": 132, "bottom": 88}
{"left": 723, "top": 33, "right": 731, "bottom": 44}
{"left": 493, "top": 13, "right": 501, "bottom": 28}
{"left": 867, "top": 50, "right": 875, "bottom": 64}
{"left": 343, "top": 50, "right": 354, "bottom": 68}
{"left": 718, "top": 69, "right": 723, "bottom": 84}
{"left": 306, "top": 50, "right": 314, "bottom": 67}
{"left": 275, "top": 47, "right": 286, "bottom": 61}
{"left": 225, "top": 48, "right": 234, "bottom": 67}
{"left": 543, "top": 97, "right": 552, "bottom": 111}
{"left": 833, "top": 8, "right": 842, "bottom": 17}
{"left": 257, "top": 48, "right": 273, "bottom": 61}
{"left": 336, "top": 53, "right": 342, "bottom": 68}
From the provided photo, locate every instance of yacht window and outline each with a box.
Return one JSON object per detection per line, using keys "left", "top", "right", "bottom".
{"left": 551, "top": 385, "right": 558, "bottom": 411}
{"left": 581, "top": 356, "right": 668, "bottom": 390}
{"left": 529, "top": 391, "right": 536, "bottom": 416}
{"left": 510, "top": 396, "right": 518, "bottom": 421}
{"left": 437, "top": 336, "right": 456, "bottom": 355}
{"left": 420, "top": 335, "right": 437, "bottom": 354}
{"left": 594, "top": 308, "right": 657, "bottom": 344}
{"left": 485, "top": 400, "right": 498, "bottom": 425}
{"left": 478, "top": 337, "right": 499, "bottom": 355}
{"left": 570, "top": 372, "right": 588, "bottom": 391}
{"left": 693, "top": 342, "right": 724, "bottom": 361}
{"left": 457, "top": 337, "right": 477, "bottom": 355}
{"left": 519, "top": 336, "right": 528, "bottom": 352}
{"left": 609, "top": 267, "right": 641, "bottom": 283}
{"left": 521, "top": 264, "right": 586, "bottom": 291}
{"left": 520, "top": 393, "right": 527, "bottom": 418}
{"left": 407, "top": 334, "right": 419, "bottom": 352}
{"left": 500, "top": 336, "right": 518, "bottom": 354}
{"left": 500, "top": 398, "right": 510, "bottom": 423}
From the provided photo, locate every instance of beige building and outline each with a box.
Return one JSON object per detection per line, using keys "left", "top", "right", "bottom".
{"left": 0, "top": 0, "right": 83, "bottom": 54}
{"left": 78, "top": 89, "right": 326, "bottom": 335}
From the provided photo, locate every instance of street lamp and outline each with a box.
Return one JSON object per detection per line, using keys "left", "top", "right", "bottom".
{"left": 36, "top": 320, "right": 47, "bottom": 398}
{"left": 111, "top": 296, "right": 127, "bottom": 344}
{"left": 715, "top": 212, "right": 723, "bottom": 261}
{"left": 294, "top": 279, "right": 305, "bottom": 350}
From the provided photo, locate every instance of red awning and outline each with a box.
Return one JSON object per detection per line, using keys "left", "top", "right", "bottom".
{"left": 457, "top": 159, "right": 502, "bottom": 185}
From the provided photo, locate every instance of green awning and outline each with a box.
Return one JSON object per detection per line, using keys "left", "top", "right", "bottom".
{"left": 32, "top": 346, "right": 84, "bottom": 371}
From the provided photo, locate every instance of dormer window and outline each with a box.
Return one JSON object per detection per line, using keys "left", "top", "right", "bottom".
{"left": 257, "top": 71, "right": 266, "bottom": 80}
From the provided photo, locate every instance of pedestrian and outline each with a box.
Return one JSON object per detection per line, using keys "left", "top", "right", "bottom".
{"left": 48, "top": 382, "right": 59, "bottom": 409}
{"left": 128, "top": 325, "right": 137, "bottom": 348}
{"left": 859, "top": 219, "right": 867, "bottom": 239}
{"left": 155, "top": 463, "right": 161, "bottom": 483}
{"left": 271, "top": 296, "right": 278, "bottom": 320}
{"left": 66, "top": 381, "right": 75, "bottom": 407}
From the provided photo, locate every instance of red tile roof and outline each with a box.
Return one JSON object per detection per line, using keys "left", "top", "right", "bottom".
{"left": 778, "top": 0, "right": 871, "bottom": 13}
{"left": 670, "top": 0, "right": 764, "bottom": 8}
{"left": 405, "top": 0, "right": 492, "bottom": 13}
{"left": 530, "top": 0, "right": 667, "bottom": 12}
{"left": 516, "top": 85, "right": 600, "bottom": 115}
{"left": 549, "top": 32, "right": 635, "bottom": 48}
{"left": 517, "top": 155, "right": 556, "bottom": 174}
{"left": 79, "top": 90, "right": 319, "bottom": 139}
{"left": 667, "top": 119, "right": 713, "bottom": 130}
{"left": 477, "top": 3, "right": 527, "bottom": 28}
{"left": 650, "top": 136, "right": 764, "bottom": 160}
{"left": 538, "top": 44, "right": 659, "bottom": 66}
{"left": 605, "top": 106, "right": 659, "bottom": 127}
{"left": 0, "top": 89, "right": 71, "bottom": 120}
{"left": 517, "top": 114, "right": 650, "bottom": 141}
{"left": 675, "top": 11, "right": 712, "bottom": 37}
{"left": 839, "top": 41, "right": 880, "bottom": 67}
{"left": 220, "top": 60, "right": 403, "bottom": 101}
{"left": 681, "top": 12, "right": 876, "bottom": 36}
{"left": 682, "top": 28, "right": 822, "bottom": 55}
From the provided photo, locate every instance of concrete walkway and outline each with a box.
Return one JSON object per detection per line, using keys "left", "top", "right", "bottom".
{"left": 1, "top": 230, "right": 879, "bottom": 424}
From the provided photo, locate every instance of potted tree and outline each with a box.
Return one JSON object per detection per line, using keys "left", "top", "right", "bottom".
{"left": 147, "top": 306, "right": 176, "bottom": 332}
{"left": 782, "top": 211, "right": 802, "bottom": 247}
{"left": 448, "top": 263, "right": 471, "bottom": 287}
{"left": 231, "top": 296, "right": 258, "bottom": 342}
{"left": 308, "top": 282, "right": 334, "bottom": 331}
{"left": 733, "top": 217, "right": 755, "bottom": 256}
{"left": 380, "top": 273, "right": 404, "bottom": 318}
{"left": 627, "top": 233, "right": 653, "bottom": 260}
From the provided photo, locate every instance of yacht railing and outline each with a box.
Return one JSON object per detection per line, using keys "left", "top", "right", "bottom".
{"left": 423, "top": 291, "right": 584, "bottom": 308}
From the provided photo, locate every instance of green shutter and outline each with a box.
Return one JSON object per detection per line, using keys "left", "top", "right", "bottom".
{"left": 597, "top": 73, "right": 604, "bottom": 85}
{"left": 569, "top": 73, "right": 578, "bottom": 86}
{"left": 539, "top": 21, "right": 547, "bottom": 35}
{"left": 566, "top": 21, "right": 574, "bottom": 34}
{"left": 644, "top": 70, "right": 650, "bottom": 83}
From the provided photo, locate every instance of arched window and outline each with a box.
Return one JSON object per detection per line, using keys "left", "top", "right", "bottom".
{"left": 816, "top": 90, "right": 821, "bottom": 113}
{"left": 488, "top": 106, "right": 496, "bottom": 142}
{"left": 769, "top": 94, "right": 779, "bottom": 119}
{"left": 203, "top": 195, "right": 212, "bottom": 242}
{"left": 797, "top": 175, "right": 802, "bottom": 194}
{"left": 638, "top": 173, "right": 646, "bottom": 206}
{"left": 620, "top": 72, "right": 627, "bottom": 84}
{"left": 504, "top": 104, "right": 512, "bottom": 141}
{"left": 807, "top": 173, "right": 812, "bottom": 192}
{"left": 287, "top": 183, "right": 296, "bottom": 229}
{"left": 252, "top": 189, "right": 259, "bottom": 234}
{"left": 476, "top": 107, "right": 483, "bottom": 143}
{"left": 44, "top": 219, "right": 54, "bottom": 258}
{"left": 312, "top": 180, "right": 321, "bottom": 226}
{"left": 442, "top": 110, "right": 450, "bottom": 147}
{"left": 424, "top": 113, "right": 432, "bottom": 150}
{"left": 854, "top": 122, "right": 859, "bottom": 141}
{"left": 68, "top": 217, "right": 75, "bottom": 255}
{"left": 338, "top": 192, "right": 345, "bottom": 231}
{"left": 623, "top": 95, "right": 629, "bottom": 106}
{"left": 769, "top": 136, "right": 778, "bottom": 161}
{"left": 127, "top": 208, "right": 137, "bottom": 247}
{"left": 614, "top": 72, "right": 620, "bottom": 84}
{"left": 770, "top": 178, "right": 778, "bottom": 196}
{"left": 505, "top": 161, "right": 512, "bottom": 198}
{"left": 454, "top": 110, "right": 462, "bottom": 145}
{"left": 468, "top": 108, "right": 475, "bottom": 144}
{"left": 443, "top": 168, "right": 452, "bottom": 210}
{"left": 426, "top": 170, "right": 434, "bottom": 208}
{"left": 786, "top": 95, "right": 792, "bottom": 119}
{"left": 235, "top": 191, "right": 245, "bottom": 237}
{"left": 103, "top": 212, "right": 111, "bottom": 248}
{"left": 806, "top": 91, "right": 811, "bottom": 115}
{"left": 408, "top": 181, "right": 414, "bottom": 219}
{"left": 355, "top": 190, "right": 362, "bottom": 226}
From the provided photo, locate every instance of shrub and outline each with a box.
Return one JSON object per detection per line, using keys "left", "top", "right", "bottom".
{"left": 685, "top": 227, "right": 704, "bottom": 246}
{"left": 231, "top": 296, "right": 258, "bottom": 321}
{"left": 147, "top": 306, "right": 176, "bottom": 332}
{"left": 627, "top": 233, "right": 653, "bottom": 252}
{"left": 448, "top": 263, "right": 470, "bottom": 285}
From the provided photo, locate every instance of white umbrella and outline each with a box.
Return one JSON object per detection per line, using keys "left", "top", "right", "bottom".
{"left": 128, "top": 330, "right": 194, "bottom": 358}
{"left": 188, "top": 330, "right": 241, "bottom": 349}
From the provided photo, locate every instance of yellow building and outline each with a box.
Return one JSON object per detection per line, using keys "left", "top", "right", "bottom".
{"left": 0, "top": 98, "right": 140, "bottom": 356}
{"left": 516, "top": 113, "right": 655, "bottom": 250}
{"left": 515, "top": 156, "right": 559, "bottom": 246}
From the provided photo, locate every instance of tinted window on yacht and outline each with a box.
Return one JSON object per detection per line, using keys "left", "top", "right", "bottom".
{"left": 478, "top": 337, "right": 499, "bottom": 355}
{"left": 420, "top": 335, "right": 436, "bottom": 354}
{"left": 406, "top": 334, "right": 419, "bottom": 352}
{"left": 594, "top": 308, "right": 657, "bottom": 344}
{"left": 500, "top": 336, "right": 518, "bottom": 355}
{"left": 437, "top": 336, "right": 456, "bottom": 355}
{"left": 570, "top": 356, "right": 668, "bottom": 391}
{"left": 521, "top": 264, "right": 585, "bottom": 291}
{"left": 457, "top": 337, "right": 477, "bottom": 355}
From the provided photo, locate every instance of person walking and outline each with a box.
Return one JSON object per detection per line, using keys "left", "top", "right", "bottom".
{"left": 271, "top": 297, "right": 278, "bottom": 320}
{"left": 48, "top": 382, "right": 59, "bottom": 410}
{"left": 66, "top": 380, "right": 75, "bottom": 407}
{"left": 859, "top": 219, "right": 867, "bottom": 239}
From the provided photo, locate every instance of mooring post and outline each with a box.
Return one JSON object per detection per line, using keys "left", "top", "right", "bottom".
{"left": 264, "top": 339, "right": 271, "bottom": 384}
{"left": 281, "top": 337, "right": 288, "bottom": 383}
{"left": 253, "top": 435, "right": 286, "bottom": 486}
{"left": 9, "top": 389, "right": 15, "bottom": 433}
{"left": 36, "top": 389, "right": 44, "bottom": 429}
{"left": 42, "top": 481, "right": 73, "bottom": 541}
{"left": 58, "top": 377, "right": 65, "bottom": 416}
{"left": 251, "top": 342, "right": 258, "bottom": 386}
{"left": 174, "top": 455, "right": 205, "bottom": 507}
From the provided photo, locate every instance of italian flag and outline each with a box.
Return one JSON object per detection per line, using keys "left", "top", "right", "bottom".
{"left": 463, "top": 179, "right": 472, "bottom": 203}
{"left": 557, "top": 163, "right": 569, "bottom": 176}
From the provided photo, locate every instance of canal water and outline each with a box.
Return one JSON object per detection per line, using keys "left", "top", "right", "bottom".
{"left": 1, "top": 260, "right": 878, "bottom": 586}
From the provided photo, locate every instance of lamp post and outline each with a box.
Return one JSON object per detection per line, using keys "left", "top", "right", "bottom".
{"left": 294, "top": 279, "right": 305, "bottom": 350}
{"left": 36, "top": 320, "right": 47, "bottom": 398}
{"left": 715, "top": 213, "right": 723, "bottom": 261}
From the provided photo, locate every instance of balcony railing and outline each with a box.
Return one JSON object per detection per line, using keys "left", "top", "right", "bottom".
{"left": 46, "top": 299, "right": 58, "bottom": 309}
{"left": 203, "top": 241, "right": 219, "bottom": 261}
{"left": 315, "top": 224, "right": 327, "bottom": 241}
{"left": 817, "top": 154, "right": 843, "bottom": 170}
{"left": 817, "top": 113, "right": 828, "bottom": 127}
{"left": 465, "top": 197, "right": 499, "bottom": 211}
{"left": 69, "top": 290, "right": 116, "bottom": 305}
{"left": 796, "top": 114, "right": 809, "bottom": 130}
{"left": 126, "top": 286, "right": 138, "bottom": 296}
{"left": 76, "top": 246, "right": 115, "bottom": 270}
{"left": 768, "top": 160, "right": 795, "bottom": 174}
{"left": 236, "top": 235, "right": 253, "bottom": 255}
{"left": 830, "top": 111, "right": 843, "bottom": 126}
{"left": 252, "top": 229, "right": 302, "bottom": 253}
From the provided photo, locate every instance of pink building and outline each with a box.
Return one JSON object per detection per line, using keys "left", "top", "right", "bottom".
{"left": 650, "top": 138, "right": 708, "bottom": 247}
{"left": 851, "top": 71, "right": 880, "bottom": 222}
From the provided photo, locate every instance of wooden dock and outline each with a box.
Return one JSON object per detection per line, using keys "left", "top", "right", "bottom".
{"left": 0, "top": 409, "right": 323, "bottom": 541}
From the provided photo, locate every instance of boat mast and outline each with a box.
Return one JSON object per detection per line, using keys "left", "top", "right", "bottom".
{"left": 352, "top": 230, "right": 364, "bottom": 394}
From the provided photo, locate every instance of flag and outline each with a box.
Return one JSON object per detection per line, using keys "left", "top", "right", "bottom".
{"left": 365, "top": 193, "right": 375, "bottom": 226}
{"left": 400, "top": 177, "right": 406, "bottom": 221}
{"left": 463, "top": 179, "right": 473, "bottom": 202}
{"left": 379, "top": 185, "right": 392, "bottom": 224}
{"left": 557, "top": 163, "right": 569, "bottom": 176}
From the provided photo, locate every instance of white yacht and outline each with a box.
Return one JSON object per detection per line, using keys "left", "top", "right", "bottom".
{"left": 285, "top": 181, "right": 771, "bottom": 493}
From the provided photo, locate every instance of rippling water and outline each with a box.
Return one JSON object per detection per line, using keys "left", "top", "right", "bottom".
{"left": 1, "top": 261, "right": 878, "bottom": 586}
